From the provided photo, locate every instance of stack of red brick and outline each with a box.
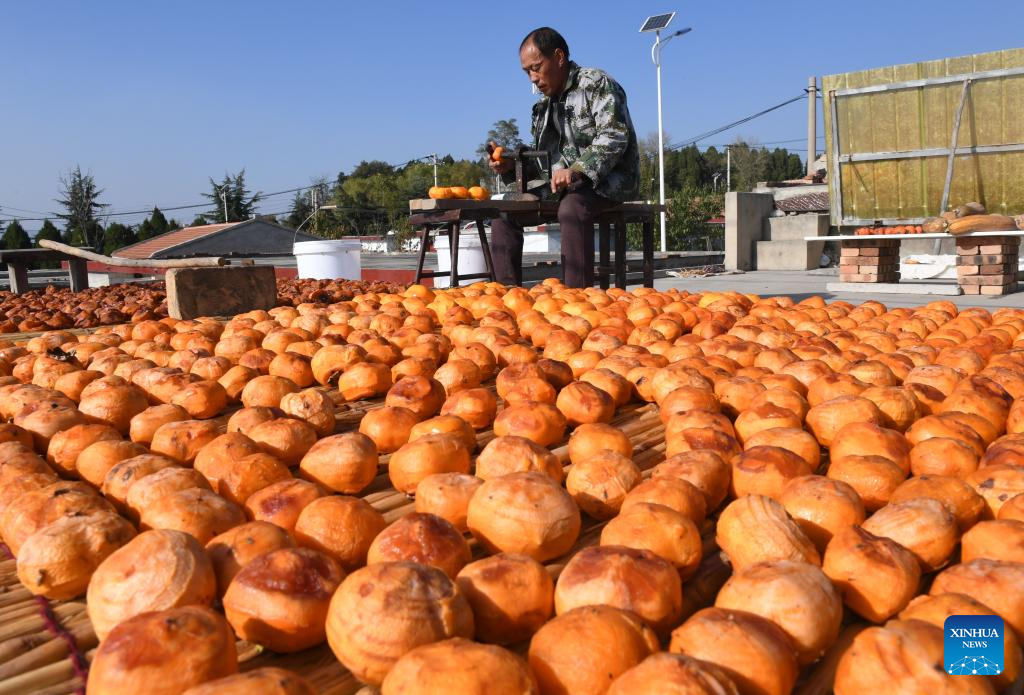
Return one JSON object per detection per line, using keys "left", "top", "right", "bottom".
{"left": 956, "top": 236, "right": 1020, "bottom": 295}
{"left": 839, "top": 239, "right": 900, "bottom": 283}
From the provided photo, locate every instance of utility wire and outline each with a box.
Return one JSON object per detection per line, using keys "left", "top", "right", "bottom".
{"left": 667, "top": 93, "right": 809, "bottom": 151}
{"left": 1, "top": 152, "right": 471, "bottom": 225}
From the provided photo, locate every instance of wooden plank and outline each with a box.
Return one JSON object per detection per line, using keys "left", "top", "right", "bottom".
{"left": 642, "top": 219, "right": 655, "bottom": 288}
{"left": 67, "top": 260, "right": 88, "bottom": 293}
{"left": 0, "top": 248, "right": 91, "bottom": 263}
{"left": 409, "top": 209, "right": 462, "bottom": 225}
{"left": 475, "top": 216, "right": 496, "bottom": 283}
{"left": 413, "top": 229, "right": 430, "bottom": 285}
{"left": 804, "top": 231, "right": 1024, "bottom": 241}
{"left": 409, "top": 199, "right": 544, "bottom": 213}
{"left": 598, "top": 221, "right": 611, "bottom": 290}
{"left": 409, "top": 198, "right": 664, "bottom": 215}
{"left": 8, "top": 265, "right": 29, "bottom": 295}
{"left": 449, "top": 223, "right": 460, "bottom": 288}
{"left": 614, "top": 216, "right": 627, "bottom": 289}
{"left": 38, "top": 240, "right": 224, "bottom": 268}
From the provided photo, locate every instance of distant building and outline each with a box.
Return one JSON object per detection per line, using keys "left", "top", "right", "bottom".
{"left": 113, "top": 219, "right": 320, "bottom": 260}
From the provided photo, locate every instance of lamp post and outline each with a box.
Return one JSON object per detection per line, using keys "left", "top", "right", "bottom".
{"left": 641, "top": 14, "right": 691, "bottom": 253}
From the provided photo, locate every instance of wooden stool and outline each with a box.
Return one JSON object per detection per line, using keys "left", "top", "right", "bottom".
{"left": 411, "top": 212, "right": 496, "bottom": 287}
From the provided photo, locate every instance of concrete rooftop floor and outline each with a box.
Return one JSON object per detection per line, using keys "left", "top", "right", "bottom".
{"left": 654, "top": 270, "right": 1024, "bottom": 310}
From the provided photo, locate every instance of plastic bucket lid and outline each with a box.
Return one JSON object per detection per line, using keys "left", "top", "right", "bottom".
{"left": 293, "top": 239, "right": 361, "bottom": 255}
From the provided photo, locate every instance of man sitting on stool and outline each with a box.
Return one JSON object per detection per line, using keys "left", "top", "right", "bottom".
{"left": 488, "top": 27, "right": 640, "bottom": 288}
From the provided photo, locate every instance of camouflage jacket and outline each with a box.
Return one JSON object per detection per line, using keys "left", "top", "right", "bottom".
{"left": 532, "top": 60, "right": 634, "bottom": 201}
{"left": 525, "top": 62, "right": 641, "bottom": 202}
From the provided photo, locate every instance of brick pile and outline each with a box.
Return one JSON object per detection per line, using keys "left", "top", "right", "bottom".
{"left": 839, "top": 239, "right": 900, "bottom": 283}
{"left": 956, "top": 236, "right": 1020, "bottom": 295}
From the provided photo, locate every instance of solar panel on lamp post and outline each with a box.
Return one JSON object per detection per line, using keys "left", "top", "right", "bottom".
{"left": 641, "top": 13, "right": 691, "bottom": 253}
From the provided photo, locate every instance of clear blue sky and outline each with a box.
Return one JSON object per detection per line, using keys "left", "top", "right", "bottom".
{"left": 2, "top": 1, "right": 1022, "bottom": 231}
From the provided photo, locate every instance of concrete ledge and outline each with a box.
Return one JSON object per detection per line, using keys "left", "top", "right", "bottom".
{"left": 825, "top": 281, "right": 962, "bottom": 295}
{"left": 757, "top": 240, "right": 825, "bottom": 271}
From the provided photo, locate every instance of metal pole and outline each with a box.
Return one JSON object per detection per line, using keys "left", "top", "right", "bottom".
{"left": 807, "top": 76, "right": 817, "bottom": 177}
{"left": 726, "top": 146, "right": 731, "bottom": 191}
{"left": 655, "top": 31, "right": 667, "bottom": 253}
{"left": 220, "top": 189, "right": 228, "bottom": 222}
{"left": 432, "top": 154, "right": 439, "bottom": 187}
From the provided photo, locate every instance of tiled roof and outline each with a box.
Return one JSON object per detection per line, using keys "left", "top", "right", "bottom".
{"left": 775, "top": 192, "right": 830, "bottom": 213}
{"left": 113, "top": 223, "right": 239, "bottom": 259}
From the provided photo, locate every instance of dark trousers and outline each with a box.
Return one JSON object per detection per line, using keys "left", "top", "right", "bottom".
{"left": 491, "top": 188, "right": 616, "bottom": 288}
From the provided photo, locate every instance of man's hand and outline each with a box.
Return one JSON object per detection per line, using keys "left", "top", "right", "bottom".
{"left": 487, "top": 141, "right": 513, "bottom": 175}
{"left": 551, "top": 169, "right": 579, "bottom": 193}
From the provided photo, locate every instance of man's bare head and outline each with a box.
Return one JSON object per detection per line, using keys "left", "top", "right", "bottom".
{"left": 520, "top": 27, "right": 570, "bottom": 98}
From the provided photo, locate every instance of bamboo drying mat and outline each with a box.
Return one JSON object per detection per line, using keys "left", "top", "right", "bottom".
{"left": 0, "top": 346, "right": 870, "bottom": 695}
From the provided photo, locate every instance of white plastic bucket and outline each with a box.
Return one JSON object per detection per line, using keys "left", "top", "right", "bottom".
{"left": 434, "top": 234, "right": 487, "bottom": 288}
{"left": 293, "top": 240, "right": 361, "bottom": 280}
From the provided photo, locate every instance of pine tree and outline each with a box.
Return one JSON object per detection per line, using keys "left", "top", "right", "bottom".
{"left": 34, "top": 219, "right": 62, "bottom": 246}
{"left": 32, "top": 219, "right": 63, "bottom": 269}
{"left": 202, "top": 170, "right": 262, "bottom": 224}
{"left": 1, "top": 220, "right": 31, "bottom": 249}
{"left": 55, "top": 166, "right": 107, "bottom": 248}
{"left": 285, "top": 190, "right": 314, "bottom": 229}
{"left": 137, "top": 207, "right": 173, "bottom": 240}
{"left": 102, "top": 223, "right": 138, "bottom": 255}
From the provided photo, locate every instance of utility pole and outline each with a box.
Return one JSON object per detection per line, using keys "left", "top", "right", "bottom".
{"left": 807, "top": 76, "right": 818, "bottom": 177}
{"left": 726, "top": 146, "right": 731, "bottom": 191}
{"left": 431, "top": 154, "right": 439, "bottom": 187}
{"left": 310, "top": 188, "right": 319, "bottom": 234}
{"left": 220, "top": 188, "right": 229, "bottom": 223}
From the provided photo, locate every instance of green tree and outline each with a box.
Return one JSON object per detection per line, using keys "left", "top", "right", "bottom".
{"left": 55, "top": 166, "right": 108, "bottom": 248}
{"left": 190, "top": 215, "right": 207, "bottom": 227}
{"left": 726, "top": 141, "right": 767, "bottom": 192}
{"left": 34, "top": 219, "right": 62, "bottom": 246}
{"left": 477, "top": 118, "right": 524, "bottom": 159}
{"left": 704, "top": 147, "right": 727, "bottom": 189}
{"left": 102, "top": 222, "right": 138, "bottom": 255}
{"left": 665, "top": 185, "right": 725, "bottom": 251}
{"left": 202, "top": 170, "right": 262, "bottom": 223}
{"left": 284, "top": 190, "right": 314, "bottom": 229}
{"left": 666, "top": 145, "right": 712, "bottom": 191}
{"left": 137, "top": 207, "right": 173, "bottom": 240}
{"left": 764, "top": 148, "right": 805, "bottom": 182}
{"left": 32, "top": 220, "right": 63, "bottom": 269}
{"left": 637, "top": 132, "right": 660, "bottom": 201}
{"left": 349, "top": 160, "right": 394, "bottom": 179}
{"left": 64, "top": 220, "right": 105, "bottom": 248}
{"left": 2, "top": 220, "right": 31, "bottom": 249}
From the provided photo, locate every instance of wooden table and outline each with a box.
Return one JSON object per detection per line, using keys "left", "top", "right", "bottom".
{"left": 408, "top": 199, "right": 662, "bottom": 289}
{"left": 804, "top": 231, "right": 1024, "bottom": 295}
{"left": 0, "top": 248, "right": 91, "bottom": 295}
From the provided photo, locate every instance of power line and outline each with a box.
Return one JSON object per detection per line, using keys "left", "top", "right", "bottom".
{"left": 0, "top": 152, "right": 458, "bottom": 225}
{"left": 0, "top": 204, "right": 53, "bottom": 216}
{"left": 667, "top": 93, "right": 809, "bottom": 151}
{"left": 0, "top": 185, "right": 319, "bottom": 224}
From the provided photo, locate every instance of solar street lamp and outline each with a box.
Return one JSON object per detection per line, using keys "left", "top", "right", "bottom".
{"left": 641, "top": 13, "right": 691, "bottom": 253}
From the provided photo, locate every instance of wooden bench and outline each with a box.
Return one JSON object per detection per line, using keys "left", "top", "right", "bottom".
{"left": 408, "top": 199, "right": 662, "bottom": 289}
{"left": 0, "top": 248, "right": 92, "bottom": 295}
